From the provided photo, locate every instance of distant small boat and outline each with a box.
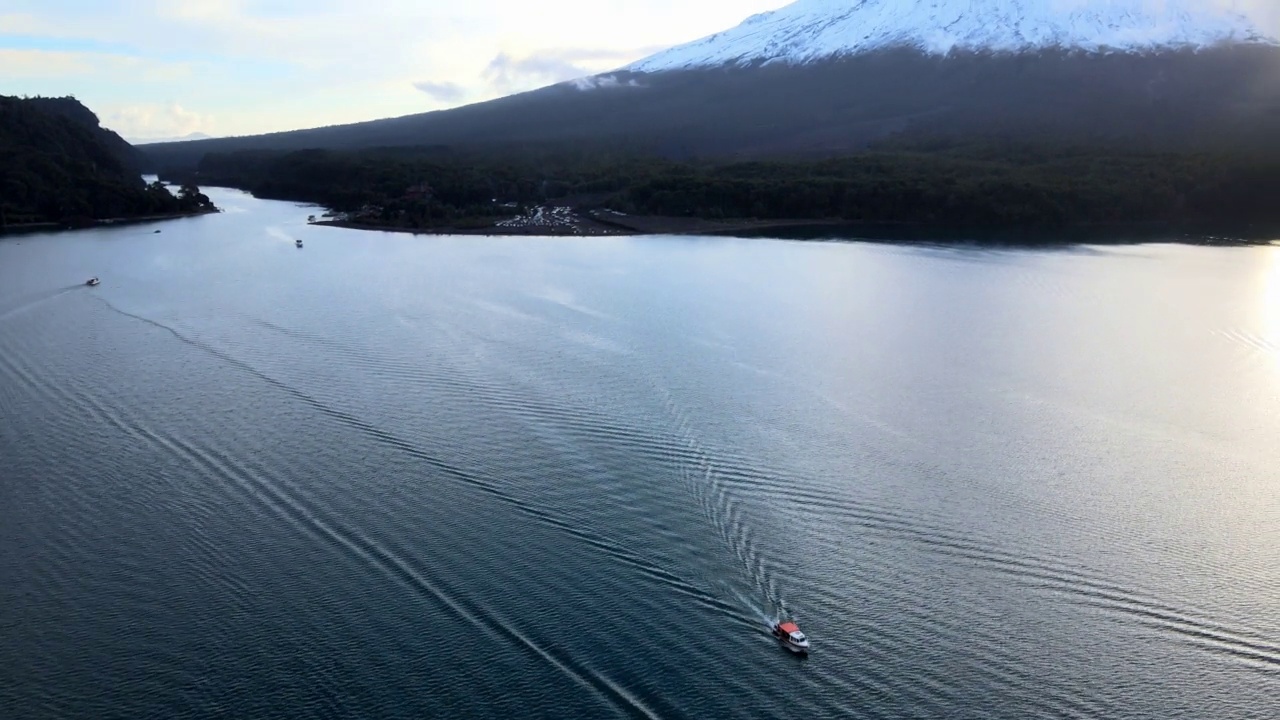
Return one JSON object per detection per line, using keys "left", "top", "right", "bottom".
{"left": 295, "top": 239, "right": 304, "bottom": 248}
{"left": 85, "top": 277, "right": 100, "bottom": 286}
{"left": 772, "top": 621, "right": 809, "bottom": 653}
{"left": 154, "top": 230, "right": 161, "bottom": 234}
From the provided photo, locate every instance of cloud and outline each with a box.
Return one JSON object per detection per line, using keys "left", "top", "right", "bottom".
{"left": 0, "top": 48, "right": 97, "bottom": 76}
{"left": 102, "top": 103, "right": 215, "bottom": 141}
{"left": 412, "top": 81, "right": 467, "bottom": 102}
{"left": 483, "top": 50, "right": 584, "bottom": 92}
{"left": 482, "top": 46, "right": 667, "bottom": 93}
{"left": 570, "top": 74, "right": 643, "bottom": 91}
{"left": 0, "top": 48, "right": 198, "bottom": 84}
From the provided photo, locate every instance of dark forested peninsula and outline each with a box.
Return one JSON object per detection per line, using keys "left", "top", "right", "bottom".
{"left": 159, "top": 138, "right": 1280, "bottom": 237}
{"left": 1, "top": 95, "right": 216, "bottom": 231}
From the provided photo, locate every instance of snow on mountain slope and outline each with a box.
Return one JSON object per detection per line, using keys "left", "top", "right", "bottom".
{"left": 628, "top": 0, "right": 1277, "bottom": 72}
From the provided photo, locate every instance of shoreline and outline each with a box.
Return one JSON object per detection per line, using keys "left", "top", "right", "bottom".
{"left": 310, "top": 215, "right": 1278, "bottom": 245}
{"left": 0, "top": 209, "right": 220, "bottom": 236}
{"left": 312, "top": 216, "right": 853, "bottom": 238}
{"left": 193, "top": 182, "right": 1280, "bottom": 244}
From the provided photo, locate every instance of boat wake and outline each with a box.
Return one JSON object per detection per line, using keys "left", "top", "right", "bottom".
{"left": 0, "top": 285, "right": 82, "bottom": 323}
{"left": 86, "top": 298, "right": 667, "bottom": 719}
{"left": 266, "top": 226, "right": 296, "bottom": 245}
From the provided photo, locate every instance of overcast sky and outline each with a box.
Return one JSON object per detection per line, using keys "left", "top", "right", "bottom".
{"left": 3, "top": 1, "right": 1277, "bottom": 141}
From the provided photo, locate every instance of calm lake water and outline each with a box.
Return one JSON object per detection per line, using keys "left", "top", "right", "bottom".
{"left": 2, "top": 187, "right": 1278, "bottom": 719}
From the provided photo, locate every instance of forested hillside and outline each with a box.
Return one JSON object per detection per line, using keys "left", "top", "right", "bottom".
{"left": 1, "top": 95, "right": 215, "bottom": 228}
{"left": 165, "top": 140, "right": 1280, "bottom": 230}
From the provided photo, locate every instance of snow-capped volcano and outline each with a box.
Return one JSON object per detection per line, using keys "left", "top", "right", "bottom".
{"left": 144, "top": 0, "right": 1280, "bottom": 168}
{"left": 629, "top": 0, "right": 1277, "bottom": 72}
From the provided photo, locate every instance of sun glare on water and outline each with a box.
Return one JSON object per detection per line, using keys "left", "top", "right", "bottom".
{"left": 1262, "top": 243, "right": 1280, "bottom": 378}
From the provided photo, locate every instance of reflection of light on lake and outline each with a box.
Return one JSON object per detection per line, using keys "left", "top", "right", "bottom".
{"left": 1264, "top": 245, "right": 1280, "bottom": 377}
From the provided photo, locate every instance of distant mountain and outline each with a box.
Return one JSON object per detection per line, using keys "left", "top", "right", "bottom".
{"left": 629, "top": 0, "right": 1276, "bottom": 71}
{"left": 143, "top": 2, "right": 1280, "bottom": 170}
{"left": 0, "top": 96, "right": 215, "bottom": 227}
{"left": 131, "top": 132, "right": 213, "bottom": 145}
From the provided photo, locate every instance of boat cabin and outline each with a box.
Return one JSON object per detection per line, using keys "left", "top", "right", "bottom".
{"left": 772, "top": 620, "right": 810, "bottom": 652}
{"left": 777, "top": 622, "right": 806, "bottom": 643}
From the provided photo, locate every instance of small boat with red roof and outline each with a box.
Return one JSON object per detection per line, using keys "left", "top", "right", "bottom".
{"left": 772, "top": 620, "right": 810, "bottom": 653}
